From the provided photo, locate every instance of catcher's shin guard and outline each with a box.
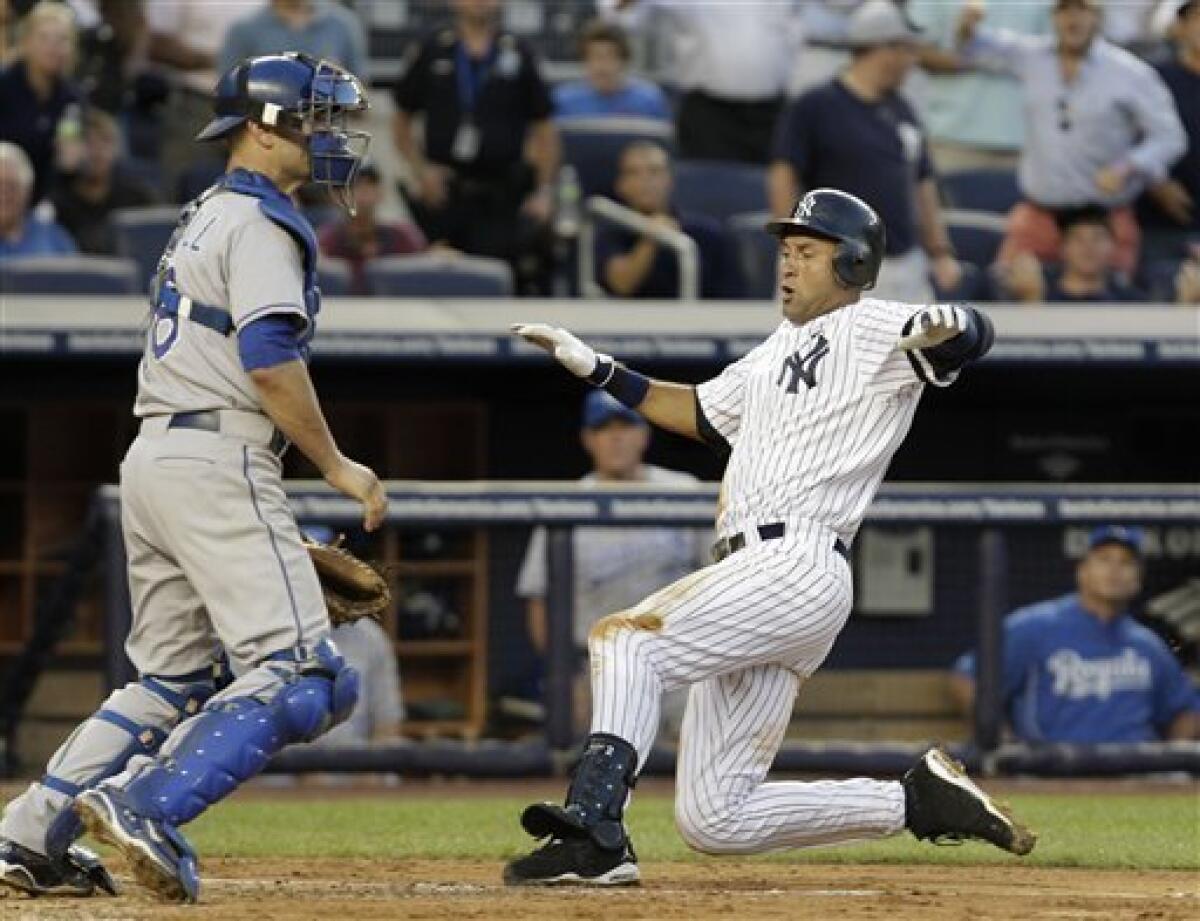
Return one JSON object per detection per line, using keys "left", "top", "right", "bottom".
{"left": 521, "top": 733, "right": 638, "bottom": 851}
{"left": 118, "top": 638, "right": 359, "bottom": 826}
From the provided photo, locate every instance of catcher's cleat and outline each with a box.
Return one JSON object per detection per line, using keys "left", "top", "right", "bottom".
{"left": 503, "top": 835, "right": 640, "bottom": 887}
{"left": 903, "top": 748, "right": 1037, "bottom": 855}
{"left": 0, "top": 836, "right": 118, "bottom": 897}
{"left": 74, "top": 787, "right": 199, "bottom": 902}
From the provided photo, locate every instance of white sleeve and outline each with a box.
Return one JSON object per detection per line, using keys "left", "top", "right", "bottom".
{"left": 227, "top": 217, "right": 308, "bottom": 330}
{"left": 855, "top": 299, "right": 958, "bottom": 391}
{"left": 515, "top": 527, "right": 548, "bottom": 599}
{"left": 694, "top": 343, "right": 764, "bottom": 447}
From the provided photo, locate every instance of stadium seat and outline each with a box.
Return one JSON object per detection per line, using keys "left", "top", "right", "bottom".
{"left": 0, "top": 255, "right": 141, "bottom": 294}
{"left": 364, "top": 253, "right": 514, "bottom": 297}
{"left": 558, "top": 117, "right": 675, "bottom": 199}
{"left": 940, "top": 169, "right": 1021, "bottom": 214}
{"left": 317, "top": 257, "right": 353, "bottom": 297}
{"left": 728, "top": 211, "right": 777, "bottom": 300}
{"left": 175, "top": 158, "right": 224, "bottom": 203}
{"left": 944, "top": 209, "right": 1007, "bottom": 270}
{"left": 112, "top": 205, "right": 183, "bottom": 292}
{"left": 673, "top": 160, "right": 767, "bottom": 223}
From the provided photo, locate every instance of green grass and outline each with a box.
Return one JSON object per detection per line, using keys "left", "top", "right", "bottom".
{"left": 184, "top": 792, "right": 1200, "bottom": 871}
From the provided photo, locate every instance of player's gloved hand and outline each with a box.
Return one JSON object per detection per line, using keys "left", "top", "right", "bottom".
{"left": 896, "top": 305, "right": 970, "bottom": 351}
{"left": 324, "top": 456, "right": 388, "bottom": 532}
{"left": 511, "top": 323, "right": 608, "bottom": 378}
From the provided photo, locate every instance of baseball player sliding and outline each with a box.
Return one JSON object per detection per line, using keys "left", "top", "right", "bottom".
{"left": 505, "top": 189, "right": 1036, "bottom": 886}
{"left": 0, "top": 53, "right": 386, "bottom": 902}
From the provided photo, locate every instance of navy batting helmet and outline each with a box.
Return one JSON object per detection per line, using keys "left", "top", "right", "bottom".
{"left": 766, "top": 189, "right": 886, "bottom": 290}
{"left": 197, "top": 52, "right": 370, "bottom": 212}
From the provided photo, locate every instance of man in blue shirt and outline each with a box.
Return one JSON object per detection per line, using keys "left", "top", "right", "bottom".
{"left": 0, "top": 142, "right": 76, "bottom": 259}
{"left": 553, "top": 20, "right": 670, "bottom": 122}
{"left": 219, "top": 0, "right": 367, "bottom": 79}
{"left": 952, "top": 526, "right": 1199, "bottom": 743}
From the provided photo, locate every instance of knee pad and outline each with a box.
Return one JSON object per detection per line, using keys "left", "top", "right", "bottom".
{"left": 41, "top": 671, "right": 215, "bottom": 858}
{"left": 122, "top": 638, "right": 358, "bottom": 826}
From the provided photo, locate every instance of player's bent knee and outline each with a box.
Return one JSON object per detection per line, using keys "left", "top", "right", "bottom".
{"left": 674, "top": 795, "right": 756, "bottom": 855}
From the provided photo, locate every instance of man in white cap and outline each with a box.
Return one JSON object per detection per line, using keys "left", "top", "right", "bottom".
{"left": 769, "top": 0, "right": 963, "bottom": 302}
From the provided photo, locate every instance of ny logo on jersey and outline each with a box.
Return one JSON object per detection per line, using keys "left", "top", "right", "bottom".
{"left": 777, "top": 334, "right": 830, "bottom": 394}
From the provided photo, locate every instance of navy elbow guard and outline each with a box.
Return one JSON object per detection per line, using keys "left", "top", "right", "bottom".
{"left": 920, "top": 306, "right": 995, "bottom": 379}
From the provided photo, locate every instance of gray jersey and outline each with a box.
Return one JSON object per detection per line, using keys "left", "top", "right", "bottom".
{"left": 134, "top": 191, "right": 308, "bottom": 417}
{"left": 516, "top": 465, "right": 712, "bottom": 647}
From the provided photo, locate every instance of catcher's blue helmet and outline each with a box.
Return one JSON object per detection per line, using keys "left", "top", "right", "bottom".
{"left": 197, "top": 52, "right": 370, "bottom": 212}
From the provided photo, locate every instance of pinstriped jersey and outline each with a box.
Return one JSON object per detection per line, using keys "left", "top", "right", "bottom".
{"left": 697, "top": 297, "right": 947, "bottom": 544}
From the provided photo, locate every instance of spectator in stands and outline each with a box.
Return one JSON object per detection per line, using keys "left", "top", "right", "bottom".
{"left": 998, "top": 206, "right": 1145, "bottom": 303}
{"left": 954, "top": 0, "right": 1187, "bottom": 278}
{"left": 600, "top": 0, "right": 805, "bottom": 163}
{"left": 145, "top": 0, "right": 262, "bottom": 195}
{"left": 318, "top": 161, "right": 427, "bottom": 295}
{"left": 552, "top": 19, "right": 670, "bottom": 122}
{"left": 951, "top": 526, "right": 1200, "bottom": 743}
{"left": 0, "top": 141, "right": 76, "bottom": 258}
{"left": 76, "top": 0, "right": 150, "bottom": 114}
{"left": 0, "top": 0, "right": 82, "bottom": 204}
{"left": 769, "top": 0, "right": 963, "bottom": 303}
{"left": 218, "top": 0, "right": 367, "bottom": 80}
{"left": 515, "top": 391, "right": 710, "bottom": 735}
{"left": 392, "top": 0, "right": 560, "bottom": 295}
{"left": 909, "top": 0, "right": 1051, "bottom": 174}
{"left": 1, "top": 0, "right": 16, "bottom": 65}
{"left": 597, "top": 140, "right": 740, "bottom": 299}
{"left": 1139, "top": 0, "right": 1200, "bottom": 265}
{"left": 51, "top": 108, "right": 158, "bottom": 256}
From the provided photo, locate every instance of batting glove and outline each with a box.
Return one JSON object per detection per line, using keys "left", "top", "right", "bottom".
{"left": 511, "top": 323, "right": 609, "bottom": 378}
{"left": 896, "top": 304, "right": 970, "bottom": 351}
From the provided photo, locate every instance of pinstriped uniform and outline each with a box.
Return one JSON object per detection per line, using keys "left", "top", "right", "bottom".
{"left": 589, "top": 297, "right": 951, "bottom": 853}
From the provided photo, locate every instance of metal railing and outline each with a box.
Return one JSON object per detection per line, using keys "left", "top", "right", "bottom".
{"left": 578, "top": 196, "right": 701, "bottom": 301}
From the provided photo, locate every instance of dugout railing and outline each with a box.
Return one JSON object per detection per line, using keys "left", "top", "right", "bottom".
{"left": 67, "top": 482, "right": 1199, "bottom": 779}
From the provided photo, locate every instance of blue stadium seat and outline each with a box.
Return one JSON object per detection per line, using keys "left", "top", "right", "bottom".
{"left": 0, "top": 256, "right": 141, "bottom": 294}
{"left": 673, "top": 160, "right": 767, "bottom": 223}
{"left": 317, "top": 257, "right": 353, "bottom": 297}
{"left": 364, "top": 253, "right": 514, "bottom": 297}
{"left": 944, "top": 209, "right": 1007, "bottom": 270}
{"left": 728, "top": 211, "right": 777, "bottom": 300}
{"left": 559, "top": 117, "right": 675, "bottom": 199}
{"left": 112, "top": 205, "right": 183, "bottom": 293}
{"left": 940, "top": 169, "right": 1021, "bottom": 214}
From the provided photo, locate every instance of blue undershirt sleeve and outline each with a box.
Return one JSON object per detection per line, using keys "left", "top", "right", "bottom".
{"left": 237, "top": 314, "right": 304, "bottom": 372}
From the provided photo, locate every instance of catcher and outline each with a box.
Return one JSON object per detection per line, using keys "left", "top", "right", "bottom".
{"left": 0, "top": 53, "right": 388, "bottom": 903}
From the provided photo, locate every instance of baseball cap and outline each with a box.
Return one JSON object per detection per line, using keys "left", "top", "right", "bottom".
{"left": 846, "top": 0, "right": 923, "bottom": 48}
{"left": 582, "top": 390, "right": 646, "bottom": 429}
{"left": 1087, "top": 525, "right": 1144, "bottom": 556}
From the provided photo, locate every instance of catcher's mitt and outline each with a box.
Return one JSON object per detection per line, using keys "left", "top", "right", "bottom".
{"left": 304, "top": 534, "right": 391, "bottom": 626}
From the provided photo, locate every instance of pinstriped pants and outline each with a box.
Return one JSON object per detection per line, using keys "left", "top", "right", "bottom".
{"left": 587, "top": 524, "right": 906, "bottom": 854}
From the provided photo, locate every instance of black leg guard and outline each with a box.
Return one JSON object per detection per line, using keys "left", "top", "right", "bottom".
{"left": 521, "top": 734, "right": 638, "bottom": 851}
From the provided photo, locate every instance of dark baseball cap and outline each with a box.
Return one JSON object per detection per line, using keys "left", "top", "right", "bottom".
{"left": 1087, "top": 525, "right": 1144, "bottom": 556}
{"left": 582, "top": 391, "right": 646, "bottom": 429}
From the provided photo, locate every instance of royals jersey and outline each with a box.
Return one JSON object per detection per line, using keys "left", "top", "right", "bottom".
{"left": 134, "top": 191, "right": 309, "bottom": 418}
{"left": 697, "top": 297, "right": 948, "bottom": 544}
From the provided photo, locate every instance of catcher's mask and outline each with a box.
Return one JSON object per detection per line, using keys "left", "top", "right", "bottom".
{"left": 197, "top": 52, "right": 371, "bottom": 215}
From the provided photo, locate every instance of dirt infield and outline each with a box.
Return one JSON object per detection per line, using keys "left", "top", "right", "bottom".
{"left": 3, "top": 858, "right": 1197, "bottom": 921}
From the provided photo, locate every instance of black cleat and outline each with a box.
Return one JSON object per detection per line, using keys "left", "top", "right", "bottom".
{"left": 0, "top": 836, "right": 118, "bottom": 897}
{"left": 903, "top": 748, "right": 1037, "bottom": 855}
{"left": 503, "top": 836, "right": 640, "bottom": 887}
